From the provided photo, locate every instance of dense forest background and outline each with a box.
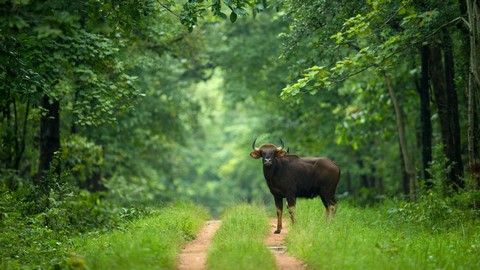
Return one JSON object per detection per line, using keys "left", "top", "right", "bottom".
{"left": 1, "top": 1, "right": 480, "bottom": 265}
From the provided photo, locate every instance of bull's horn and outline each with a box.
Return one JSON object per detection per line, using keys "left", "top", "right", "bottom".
{"left": 279, "top": 138, "right": 285, "bottom": 150}
{"left": 252, "top": 138, "right": 259, "bottom": 151}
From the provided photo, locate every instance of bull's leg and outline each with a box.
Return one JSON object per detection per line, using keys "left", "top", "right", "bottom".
{"left": 326, "top": 203, "right": 337, "bottom": 220}
{"left": 286, "top": 197, "right": 296, "bottom": 225}
{"left": 320, "top": 196, "right": 337, "bottom": 221}
{"left": 274, "top": 196, "right": 283, "bottom": 234}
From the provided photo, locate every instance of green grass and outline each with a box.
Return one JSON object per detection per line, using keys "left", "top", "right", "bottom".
{"left": 207, "top": 203, "right": 276, "bottom": 270}
{"left": 286, "top": 200, "right": 480, "bottom": 270}
{"left": 70, "top": 202, "right": 209, "bottom": 270}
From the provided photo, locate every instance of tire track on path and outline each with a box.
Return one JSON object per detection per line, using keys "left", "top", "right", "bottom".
{"left": 177, "top": 220, "right": 221, "bottom": 270}
{"left": 177, "top": 218, "right": 306, "bottom": 270}
{"left": 265, "top": 218, "right": 307, "bottom": 270}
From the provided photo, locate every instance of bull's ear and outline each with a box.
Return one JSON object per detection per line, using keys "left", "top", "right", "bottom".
{"left": 250, "top": 150, "right": 261, "bottom": 159}
{"left": 276, "top": 149, "right": 287, "bottom": 157}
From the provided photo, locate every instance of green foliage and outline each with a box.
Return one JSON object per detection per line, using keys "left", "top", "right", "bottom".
{"left": 389, "top": 144, "right": 480, "bottom": 231}
{"left": 287, "top": 199, "right": 480, "bottom": 270}
{"left": 208, "top": 203, "right": 276, "bottom": 270}
{"left": 280, "top": 0, "right": 441, "bottom": 100}
{"left": 0, "top": 182, "right": 148, "bottom": 269}
{"left": 72, "top": 202, "right": 209, "bottom": 270}
{"left": 1, "top": 0, "right": 479, "bottom": 267}
{"left": 1, "top": 0, "right": 219, "bottom": 209}
{"left": 1, "top": 1, "right": 142, "bottom": 126}
{"left": 178, "top": 0, "right": 269, "bottom": 31}
{"left": 389, "top": 191, "right": 479, "bottom": 233}
{"left": 62, "top": 135, "right": 103, "bottom": 187}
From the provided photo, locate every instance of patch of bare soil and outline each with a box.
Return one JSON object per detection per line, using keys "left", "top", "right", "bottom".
{"left": 265, "top": 218, "right": 307, "bottom": 270}
{"left": 177, "top": 220, "right": 221, "bottom": 270}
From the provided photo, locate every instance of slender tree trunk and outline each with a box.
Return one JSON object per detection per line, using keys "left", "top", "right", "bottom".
{"left": 466, "top": 0, "right": 480, "bottom": 205}
{"left": 443, "top": 33, "right": 464, "bottom": 182}
{"left": 429, "top": 38, "right": 465, "bottom": 192}
{"left": 386, "top": 76, "right": 416, "bottom": 201}
{"left": 417, "top": 45, "right": 433, "bottom": 188}
{"left": 37, "top": 95, "right": 61, "bottom": 183}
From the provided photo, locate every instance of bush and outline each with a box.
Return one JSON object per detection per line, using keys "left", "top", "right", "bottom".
{"left": 0, "top": 181, "right": 152, "bottom": 269}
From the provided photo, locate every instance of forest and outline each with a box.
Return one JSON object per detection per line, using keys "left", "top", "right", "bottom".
{"left": 1, "top": 0, "right": 480, "bottom": 269}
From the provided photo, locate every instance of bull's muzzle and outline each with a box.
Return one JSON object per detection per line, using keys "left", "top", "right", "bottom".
{"left": 264, "top": 158, "right": 273, "bottom": 166}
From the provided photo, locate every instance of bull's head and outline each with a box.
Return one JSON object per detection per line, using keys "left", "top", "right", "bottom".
{"left": 249, "top": 138, "right": 287, "bottom": 166}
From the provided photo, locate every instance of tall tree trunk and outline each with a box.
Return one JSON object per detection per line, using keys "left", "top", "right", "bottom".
{"left": 465, "top": 0, "right": 480, "bottom": 205}
{"left": 37, "top": 95, "right": 61, "bottom": 183}
{"left": 386, "top": 76, "right": 416, "bottom": 201}
{"left": 416, "top": 45, "right": 433, "bottom": 188}
{"left": 429, "top": 37, "right": 465, "bottom": 192}
{"left": 443, "top": 33, "right": 464, "bottom": 182}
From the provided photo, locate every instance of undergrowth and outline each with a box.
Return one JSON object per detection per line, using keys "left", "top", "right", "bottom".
{"left": 0, "top": 179, "right": 209, "bottom": 270}
{"left": 0, "top": 183, "right": 145, "bottom": 270}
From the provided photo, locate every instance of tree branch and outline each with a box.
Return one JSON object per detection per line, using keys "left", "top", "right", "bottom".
{"left": 427, "top": 17, "right": 470, "bottom": 39}
{"left": 157, "top": 0, "right": 180, "bottom": 18}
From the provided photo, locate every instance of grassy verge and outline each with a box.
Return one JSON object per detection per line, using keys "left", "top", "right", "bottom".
{"left": 0, "top": 188, "right": 149, "bottom": 270}
{"left": 286, "top": 199, "right": 480, "bottom": 270}
{"left": 207, "top": 203, "right": 276, "bottom": 270}
{"left": 70, "top": 202, "right": 209, "bottom": 270}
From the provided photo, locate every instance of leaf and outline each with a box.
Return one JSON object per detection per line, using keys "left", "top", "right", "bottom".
{"left": 230, "top": 12, "right": 237, "bottom": 23}
{"left": 218, "top": 12, "right": 228, "bottom": 19}
{"left": 255, "top": 3, "right": 265, "bottom": 11}
{"left": 233, "top": 8, "right": 247, "bottom": 16}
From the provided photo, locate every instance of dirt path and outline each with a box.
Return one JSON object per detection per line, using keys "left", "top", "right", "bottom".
{"left": 178, "top": 220, "right": 221, "bottom": 270}
{"left": 265, "top": 218, "right": 307, "bottom": 270}
{"left": 177, "top": 218, "right": 306, "bottom": 270}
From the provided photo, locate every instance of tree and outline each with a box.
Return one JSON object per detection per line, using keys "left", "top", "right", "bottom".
{"left": 416, "top": 45, "right": 433, "bottom": 187}
{"left": 113, "top": 0, "right": 479, "bottom": 202}
{"left": 277, "top": 0, "right": 425, "bottom": 198}
{"left": 275, "top": 0, "right": 476, "bottom": 196}
{"left": 428, "top": 33, "right": 464, "bottom": 190}
{"left": 1, "top": 0, "right": 141, "bottom": 194}
{"left": 463, "top": 0, "right": 480, "bottom": 194}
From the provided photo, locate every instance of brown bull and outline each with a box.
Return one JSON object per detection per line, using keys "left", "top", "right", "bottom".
{"left": 250, "top": 139, "right": 340, "bottom": 234}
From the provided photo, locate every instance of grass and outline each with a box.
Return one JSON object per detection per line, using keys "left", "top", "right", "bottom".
{"left": 207, "top": 203, "right": 276, "bottom": 270}
{"left": 286, "top": 199, "right": 480, "bottom": 270}
{"left": 69, "top": 202, "right": 209, "bottom": 270}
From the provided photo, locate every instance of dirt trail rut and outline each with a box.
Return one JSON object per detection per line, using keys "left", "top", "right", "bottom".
{"left": 265, "top": 218, "right": 306, "bottom": 270}
{"left": 177, "top": 218, "right": 306, "bottom": 270}
{"left": 178, "top": 220, "right": 221, "bottom": 270}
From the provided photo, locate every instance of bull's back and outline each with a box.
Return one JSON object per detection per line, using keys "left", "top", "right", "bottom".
{"left": 272, "top": 156, "right": 340, "bottom": 198}
{"left": 295, "top": 157, "right": 340, "bottom": 196}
